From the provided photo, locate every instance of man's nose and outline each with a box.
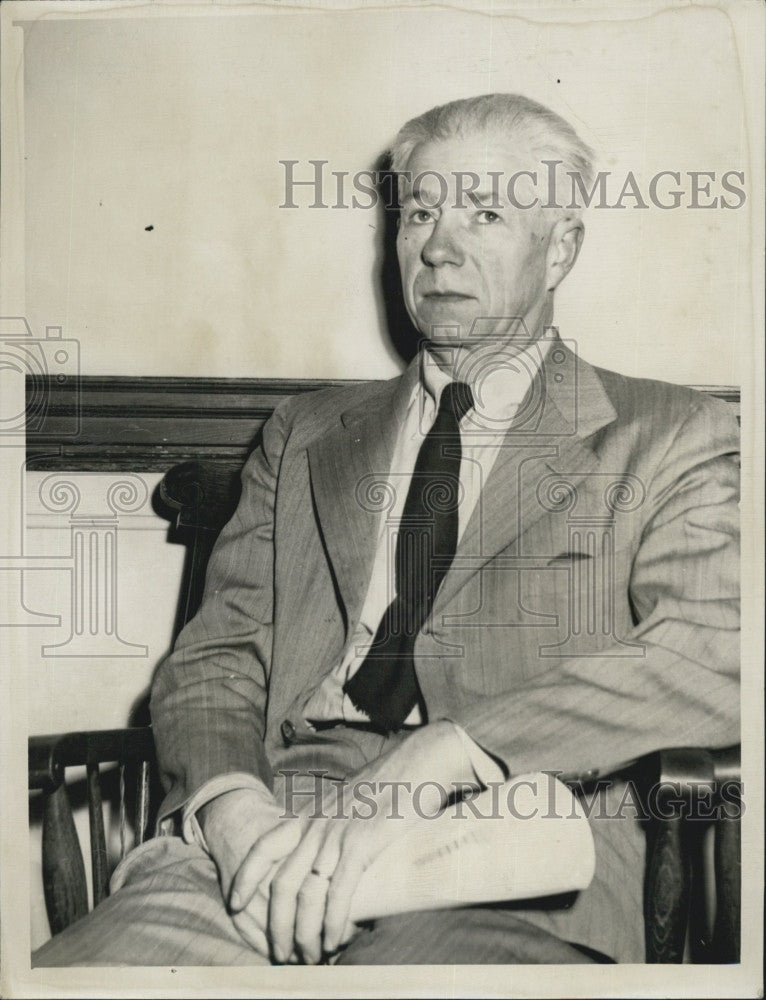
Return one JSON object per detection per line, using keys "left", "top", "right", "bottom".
{"left": 421, "top": 217, "right": 464, "bottom": 267}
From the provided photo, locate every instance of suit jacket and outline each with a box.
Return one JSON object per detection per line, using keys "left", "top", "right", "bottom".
{"left": 150, "top": 339, "right": 740, "bottom": 962}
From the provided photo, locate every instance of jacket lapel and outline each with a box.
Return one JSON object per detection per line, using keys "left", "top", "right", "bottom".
{"left": 433, "top": 341, "right": 617, "bottom": 614}
{"left": 307, "top": 367, "right": 417, "bottom": 638}
{"left": 306, "top": 344, "right": 617, "bottom": 632}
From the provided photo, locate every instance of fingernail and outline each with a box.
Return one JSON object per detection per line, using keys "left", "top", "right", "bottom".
{"left": 229, "top": 890, "right": 242, "bottom": 911}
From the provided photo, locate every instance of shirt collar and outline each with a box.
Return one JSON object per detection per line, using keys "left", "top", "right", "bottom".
{"left": 416, "top": 334, "right": 554, "bottom": 427}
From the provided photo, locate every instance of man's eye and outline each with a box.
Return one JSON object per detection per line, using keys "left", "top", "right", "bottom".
{"left": 409, "top": 209, "right": 434, "bottom": 224}
{"left": 477, "top": 209, "right": 501, "bottom": 223}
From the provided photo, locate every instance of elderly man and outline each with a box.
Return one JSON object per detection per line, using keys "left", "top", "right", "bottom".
{"left": 34, "top": 93, "right": 739, "bottom": 967}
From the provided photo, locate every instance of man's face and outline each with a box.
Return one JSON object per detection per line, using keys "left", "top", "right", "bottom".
{"left": 396, "top": 131, "right": 560, "bottom": 360}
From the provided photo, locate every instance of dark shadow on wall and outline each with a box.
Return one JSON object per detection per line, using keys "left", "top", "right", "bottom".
{"left": 370, "top": 152, "right": 422, "bottom": 368}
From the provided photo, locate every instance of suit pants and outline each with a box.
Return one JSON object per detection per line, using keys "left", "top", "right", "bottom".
{"left": 32, "top": 836, "right": 606, "bottom": 967}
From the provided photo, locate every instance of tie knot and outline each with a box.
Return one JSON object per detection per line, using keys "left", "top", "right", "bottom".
{"left": 440, "top": 381, "right": 474, "bottom": 423}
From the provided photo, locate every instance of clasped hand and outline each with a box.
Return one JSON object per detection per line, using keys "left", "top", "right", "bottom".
{"left": 206, "top": 721, "right": 474, "bottom": 964}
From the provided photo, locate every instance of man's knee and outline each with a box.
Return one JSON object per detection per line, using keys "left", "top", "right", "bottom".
{"left": 32, "top": 836, "right": 245, "bottom": 968}
{"left": 108, "top": 834, "right": 218, "bottom": 894}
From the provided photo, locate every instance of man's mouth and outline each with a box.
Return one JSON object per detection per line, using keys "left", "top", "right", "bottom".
{"left": 421, "top": 291, "right": 475, "bottom": 301}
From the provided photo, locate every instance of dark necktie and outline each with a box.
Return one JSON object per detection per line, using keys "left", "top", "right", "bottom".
{"left": 344, "top": 380, "right": 474, "bottom": 730}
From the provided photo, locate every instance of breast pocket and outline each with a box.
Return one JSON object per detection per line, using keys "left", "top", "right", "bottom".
{"left": 522, "top": 536, "right": 643, "bottom": 659}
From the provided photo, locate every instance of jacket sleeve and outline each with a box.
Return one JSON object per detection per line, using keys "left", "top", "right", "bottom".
{"left": 446, "top": 395, "right": 741, "bottom": 780}
{"left": 150, "top": 400, "right": 293, "bottom": 824}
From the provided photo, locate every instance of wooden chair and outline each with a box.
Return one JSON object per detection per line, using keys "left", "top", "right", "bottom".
{"left": 28, "top": 458, "right": 741, "bottom": 962}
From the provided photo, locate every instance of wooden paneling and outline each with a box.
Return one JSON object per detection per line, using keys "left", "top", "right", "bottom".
{"left": 26, "top": 376, "right": 362, "bottom": 471}
{"left": 26, "top": 375, "right": 740, "bottom": 472}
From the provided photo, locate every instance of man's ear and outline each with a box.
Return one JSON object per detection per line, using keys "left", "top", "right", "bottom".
{"left": 546, "top": 217, "right": 584, "bottom": 291}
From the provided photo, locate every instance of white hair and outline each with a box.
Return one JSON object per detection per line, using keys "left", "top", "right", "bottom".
{"left": 390, "top": 93, "right": 595, "bottom": 216}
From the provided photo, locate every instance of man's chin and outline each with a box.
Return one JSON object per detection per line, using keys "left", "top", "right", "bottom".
{"left": 416, "top": 316, "right": 478, "bottom": 349}
{"left": 413, "top": 299, "right": 478, "bottom": 334}
{"left": 420, "top": 328, "right": 517, "bottom": 353}
{"left": 423, "top": 329, "right": 472, "bottom": 347}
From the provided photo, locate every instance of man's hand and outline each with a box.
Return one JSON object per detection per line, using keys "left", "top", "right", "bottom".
{"left": 197, "top": 786, "right": 286, "bottom": 957}
{"left": 229, "top": 720, "right": 480, "bottom": 964}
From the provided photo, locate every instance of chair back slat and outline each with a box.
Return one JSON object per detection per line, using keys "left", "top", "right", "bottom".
{"left": 42, "top": 784, "right": 89, "bottom": 936}
{"left": 713, "top": 810, "right": 741, "bottom": 961}
{"left": 136, "top": 760, "right": 151, "bottom": 846}
{"left": 644, "top": 815, "right": 692, "bottom": 962}
{"left": 119, "top": 764, "right": 128, "bottom": 861}
{"left": 86, "top": 763, "right": 109, "bottom": 907}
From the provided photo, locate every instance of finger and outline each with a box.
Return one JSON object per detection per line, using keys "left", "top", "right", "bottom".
{"left": 231, "top": 882, "right": 271, "bottom": 956}
{"left": 232, "top": 909, "right": 270, "bottom": 958}
{"left": 336, "top": 915, "right": 359, "bottom": 950}
{"left": 234, "top": 878, "right": 306, "bottom": 965}
{"left": 269, "top": 819, "right": 328, "bottom": 963}
{"left": 294, "top": 872, "right": 330, "bottom": 964}
{"left": 323, "top": 848, "right": 367, "bottom": 955}
{"left": 295, "top": 823, "right": 345, "bottom": 965}
{"left": 294, "top": 826, "right": 343, "bottom": 964}
{"left": 234, "top": 910, "right": 300, "bottom": 965}
{"left": 323, "top": 915, "right": 359, "bottom": 961}
{"left": 230, "top": 820, "right": 303, "bottom": 913}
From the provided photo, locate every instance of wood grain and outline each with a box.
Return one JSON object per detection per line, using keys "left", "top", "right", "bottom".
{"left": 26, "top": 375, "right": 739, "bottom": 472}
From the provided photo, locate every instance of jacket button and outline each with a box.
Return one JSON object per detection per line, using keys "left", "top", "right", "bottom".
{"left": 280, "top": 719, "right": 297, "bottom": 746}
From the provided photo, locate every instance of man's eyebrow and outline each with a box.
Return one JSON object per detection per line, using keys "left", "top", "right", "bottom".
{"left": 402, "top": 182, "right": 443, "bottom": 206}
{"left": 400, "top": 186, "right": 504, "bottom": 205}
{"left": 464, "top": 188, "right": 505, "bottom": 205}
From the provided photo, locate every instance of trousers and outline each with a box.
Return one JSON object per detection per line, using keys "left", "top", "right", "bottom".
{"left": 32, "top": 836, "right": 606, "bottom": 967}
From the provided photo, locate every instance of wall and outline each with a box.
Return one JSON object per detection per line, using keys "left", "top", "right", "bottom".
{"left": 23, "top": 472, "right": 180, "bottom": 736}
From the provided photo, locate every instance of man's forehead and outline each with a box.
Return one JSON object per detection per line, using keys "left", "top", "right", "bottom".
{"left": 400, "top": 130, "right": 534, "bottom": 182}
{"left": 397, "top": 133, "right": 540, "bottom": 209}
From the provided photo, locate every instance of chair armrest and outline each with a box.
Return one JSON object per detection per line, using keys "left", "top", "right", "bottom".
{"left": 568, "top": 745, "right": 740, "bottom": 962}
{"left": 652, "top": 744, "right": 740, "bottom": 799}
{"left": 29, "top": 727, "right": 156, "bottom": 792}
{"left": 631, "top": 745, "right": 741, "bottom": 964}
{"left": 589, "top": 744, "right": 740, "bottom": 802}
{"left": 159, "top": 460, "right": 242, "bottom": 531}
